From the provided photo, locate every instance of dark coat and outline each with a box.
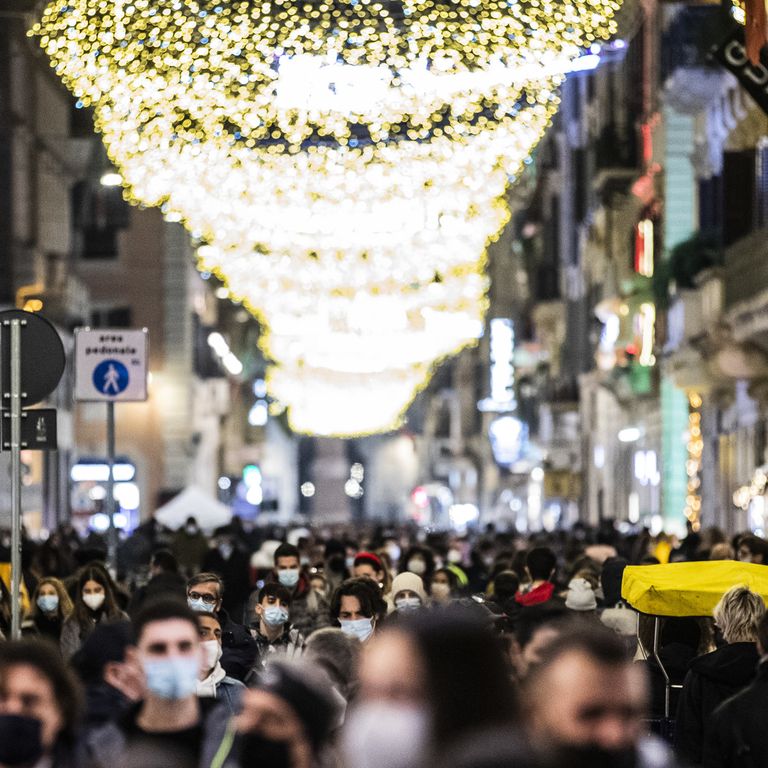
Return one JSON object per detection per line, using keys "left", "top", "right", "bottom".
{"left": 642, "top": 642, "right": 698, "bottom": 719}
{"left": 675, "top": 642, "right": 759, "bottom": 764}
{"left": 126, "top": 571, "right": 187, "bottom": 617}
{"left": 219, "top": 608, "right": 259, "bottom": 682}
{"left": 704, "top": 660, "right": 768, "bottom": 768}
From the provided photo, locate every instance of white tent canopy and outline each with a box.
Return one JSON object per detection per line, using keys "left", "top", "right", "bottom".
{"left": 154, "top": 485, "right": 232, "bottom": 532}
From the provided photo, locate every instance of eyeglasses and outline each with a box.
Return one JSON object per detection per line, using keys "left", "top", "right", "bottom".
{"left": 188, "top": 591, "right": 218, "bottom": 604}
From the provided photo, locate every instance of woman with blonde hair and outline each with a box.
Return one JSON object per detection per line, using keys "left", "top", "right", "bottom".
{"left": 25, "top": 576, "right": 73, "bottom": 643}
{"left": 675, "top": 585, "right": 766, "bottom": 764}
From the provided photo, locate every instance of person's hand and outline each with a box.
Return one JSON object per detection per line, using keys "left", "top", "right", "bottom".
{"left": 104, "top": 657, "right": 145, "bottom": 702}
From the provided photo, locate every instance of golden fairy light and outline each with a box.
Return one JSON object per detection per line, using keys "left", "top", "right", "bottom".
{"left": 32, "top": 0, "right": 621, "bottom": 436}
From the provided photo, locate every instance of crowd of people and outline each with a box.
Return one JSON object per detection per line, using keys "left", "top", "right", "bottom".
{"left": 0, "top": 517, "right": 766, "bottom": 768}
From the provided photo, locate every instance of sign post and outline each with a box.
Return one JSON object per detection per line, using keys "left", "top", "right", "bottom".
{"left": 75, "top": 329, "right": 148, "bottom": 573}
{"left": 0, "top": 309, "right": 65, "bottom": 639}
{"left": 9, "top": 320, "right": 22, "bottom": 641}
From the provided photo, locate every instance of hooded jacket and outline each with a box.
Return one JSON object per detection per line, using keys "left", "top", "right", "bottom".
{"left": 705, "top": 659, "right": 768, "bottom": 768}
{"left": 675, "top": 642, "right": 759, "bottom": 764}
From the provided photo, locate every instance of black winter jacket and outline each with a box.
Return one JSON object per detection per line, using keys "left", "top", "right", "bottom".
{"left": 219, "top": 608, "right": 259, "bottom": 682}
{"left": 674, "top": 642, "right": 759, "bottom": 765}
{"left": 704, "top": 660, "right": 768, "bottom": 768}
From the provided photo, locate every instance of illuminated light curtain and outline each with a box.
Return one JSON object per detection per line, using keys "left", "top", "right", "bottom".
{"left": 33, "top": 0, "right": 621, "bottom": 436}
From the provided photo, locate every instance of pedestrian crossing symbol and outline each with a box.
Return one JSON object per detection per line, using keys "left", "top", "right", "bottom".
{"left": 93, "top": 359, "right": 129, "bottom": 396}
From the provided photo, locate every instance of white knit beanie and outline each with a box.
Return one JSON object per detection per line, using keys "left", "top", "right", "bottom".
{"left": 391, "top": 571, "right": 427, "bottom": 602}
{"left": 565, "top": 577, "right": 598, "bottom": 611}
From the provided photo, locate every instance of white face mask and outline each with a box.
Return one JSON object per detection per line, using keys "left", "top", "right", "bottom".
{"left": 395, "top": 596, "right": 422, "bottom": 612}
{"left": 431, "top": 582, "right": 451, "bottom": 601}
{"left": 407, "top": 559, "right": 427, "bottom": 576}
{"left": 447, "top": 549, "right": 462, "bottom": 564}
{"left": 342, "top": 701, "right": 430, "bottom": 768}
{"left": 83, "top": 592, "right": 105, "bottom": 611}
{"left": 201, "top": 639, "right": 222, "bottom": 672}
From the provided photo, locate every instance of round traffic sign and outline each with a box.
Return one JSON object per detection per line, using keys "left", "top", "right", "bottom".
{"left": 92, "top": 359, "right": 129, "bottom": 396}
{"left": 0, "top": 309, "right": 66, "bottom": 407}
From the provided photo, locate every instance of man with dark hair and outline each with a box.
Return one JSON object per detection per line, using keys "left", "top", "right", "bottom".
{"left": 127, "top": 549, "right": 186, "bottom": 616}
{"left": 523, "top": 626, "right": 674, "bottom": 768}
{"left": 253, "top": 542, "right": 330, "bottom": 637}
{"left": 248, "top": 582, "right": 304, "bottom": 673}
{"left": 515, "top": 547, "right": 558, "bottom": 607}
{"left": 705, "top": 612, "right": 768, "bottom": 768}
{"left": 187, "top": 572, "right": 257, "bottom": 682}
{"left": 330, "top": 577, "right": 388, "bottom": 644}
{"left": 87, "top": 599, "right": 229, "bottom": 768}
{"left": 510, "top": 605, "right": 568, "bottom": 679}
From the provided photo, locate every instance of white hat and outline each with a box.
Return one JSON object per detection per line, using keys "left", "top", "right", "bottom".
{"left": 391, "top": 571, "right": 427, "bottom": 603}
{"left": 565, "top": 577, "right": 598, "bottom": 611}
{"left": 601, "top": 605, "right": 639, "bottom": 636}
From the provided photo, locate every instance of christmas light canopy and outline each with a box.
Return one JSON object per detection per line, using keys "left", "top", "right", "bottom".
{"left": 33, "top": 0, "right": 622, "bottom": 436}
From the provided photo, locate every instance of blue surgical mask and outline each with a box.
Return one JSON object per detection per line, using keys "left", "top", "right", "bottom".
{"left": 395, "top": 597, "right": 422, "bottom": 612}
{"left": 277, "top": 569, "right": 300, "bottom": 588}
{"left": 263, "top": 605, "right": 289, "bottom": 627}
{"left": 37, "top": 594, "right": 59, "bottom": 614}
{"left": 340, "top": 617, "right": 374, "bottom": 643}
{"left": 143, "top": 656, "right": 199, "bottom": 700}
{"left": 188, "top": 597, "right": 215, "bottom": 614}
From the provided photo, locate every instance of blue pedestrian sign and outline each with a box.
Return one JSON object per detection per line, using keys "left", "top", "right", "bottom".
{"left": 74, "top": 328, "right": 148, "bottom": 402}
{"left": 93, "top": 359, "right": 129, "bottom": 396}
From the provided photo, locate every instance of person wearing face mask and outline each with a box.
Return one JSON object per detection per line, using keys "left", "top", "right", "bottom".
{"left": 248, "top": 583, "right": 305, "bottom": 673}
{"left": 187, "top": 573, "right": 258, "bottom": 683}
{"left": 330, "top": 578, "right": 387, "bottom": 645}
{"left": 249, "top": 543, "right": 330, "bottom": 638}
{"left": 24, "top": 577, "right": 73, "bottom": 643}
{"left": 523, "top": 626, "right": 675, "bottom": 768}
{"left": 400, "top": 546, "right": 435, "bottom": 587}
{"left": 342, "top": 611, "right": 520, "bottom": 768}
{"left": 195, "top": 612, "right": 245, "bottom": 715}
{"left": 87, "top": 600, "right": 231, "bottom": 768}
{"left": 60, "top": 566, "right": 128, "bottom": 659}
{"left": 172, "top": 517, "right": 210, "bottom": 577}
{"left": 0, "top": 639, "right": 86, "bottom": 768}
{"left": 202, "top": 528, "right": 251, "bottom": 622}
{"left": 126, "top": 550, "right": 187, "bottom": 617}
{"left": 430, "top": 567, "right": 460, "bottom": 605}
{"left": 214, "top": 659, "right": 341, "bottom": 768}
{"left": 389, "top": 572, "right": 427, "bottom": 614}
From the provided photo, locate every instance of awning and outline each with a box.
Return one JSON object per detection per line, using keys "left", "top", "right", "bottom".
{"left": 622, "top": 561, "right": 768, "bottom": 616}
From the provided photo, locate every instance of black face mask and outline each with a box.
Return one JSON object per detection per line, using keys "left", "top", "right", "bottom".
{"left": 0, "top": 714, "right": 44, "bottom": 767}
{"left": 239, "top": 732, "right": 292, "bottom": 768}
{"left": 546, "top": 742, "right": 637, "bottom": 768}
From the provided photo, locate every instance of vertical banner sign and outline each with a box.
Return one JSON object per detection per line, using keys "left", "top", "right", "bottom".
{"left": 711, "top": 26, "right": 768, "bottom": 116}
